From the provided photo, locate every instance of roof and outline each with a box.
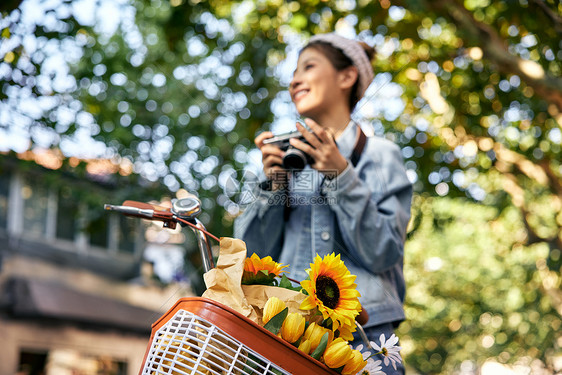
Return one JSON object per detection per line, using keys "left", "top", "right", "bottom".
{"left": 1, "top": 277, "right": 161, "bottom": 334}
{"left": 14, "top": 149, "right": 133, "bottom": 176}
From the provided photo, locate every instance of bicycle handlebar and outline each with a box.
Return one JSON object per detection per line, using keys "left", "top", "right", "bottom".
{"left": 105, "top": 198, "right": 215, "bottom": 270}
{"left": 104, "top": 197, "right": 369, "bottom": 327}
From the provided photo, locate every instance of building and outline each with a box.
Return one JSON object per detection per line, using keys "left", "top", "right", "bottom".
{"left": 0, "top": 152, "right": 193, "bottom": 375}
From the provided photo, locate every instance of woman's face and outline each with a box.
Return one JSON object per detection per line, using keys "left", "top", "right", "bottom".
{"left": 289, "top": 47, "right": 344, "bottom": 120}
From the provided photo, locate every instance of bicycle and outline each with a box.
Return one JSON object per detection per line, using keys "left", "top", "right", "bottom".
{"left": 105, "top": 197, "right": 369, "bottom": 375}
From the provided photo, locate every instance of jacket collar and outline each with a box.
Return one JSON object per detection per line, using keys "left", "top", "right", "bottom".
{"left": 336, "top": 120, "right": 358, "bottom": 160}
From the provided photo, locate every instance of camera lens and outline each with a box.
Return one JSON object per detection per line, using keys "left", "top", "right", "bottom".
{"left": 283, "top": 148, "right": 308, "bottom": 171}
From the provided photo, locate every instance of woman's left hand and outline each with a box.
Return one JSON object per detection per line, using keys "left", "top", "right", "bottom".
{"left": 289, "top": 119, "right": 348, "bottom": 178}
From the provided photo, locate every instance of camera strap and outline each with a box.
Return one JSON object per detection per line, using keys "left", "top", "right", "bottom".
{"left": 350, "top": 126, "right": 367, "bottom": 168}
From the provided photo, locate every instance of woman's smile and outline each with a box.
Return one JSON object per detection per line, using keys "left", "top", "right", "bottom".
{"left": 292, "top": 88, "right": 310, "bottom": 102}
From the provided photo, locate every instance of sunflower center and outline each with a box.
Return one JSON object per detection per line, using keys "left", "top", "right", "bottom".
{"left": 316, "top": 275, "right": 340, "bottom": 309}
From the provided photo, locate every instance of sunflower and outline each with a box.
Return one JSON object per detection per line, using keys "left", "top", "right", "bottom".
{"left": 336, "top": 324, "right": 356, "bottom": 342}
{"left": 242, "top": 253, "right": 288, "bottom": 285}
{"left": 300, "top": 253, "right": 361, "bottom": 331}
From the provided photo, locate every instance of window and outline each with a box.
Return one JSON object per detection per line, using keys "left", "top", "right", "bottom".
{"left": 10, "top": 172, "right": 142, "bottom": 255}
{"left": 18, "top": 350, "right": 48, "bottom": 375}
{"left": 49, "top": 350, "right": 128, "bottom": 375}
{"left": 88, "top": 209, "right": 109, "bottom": 249}
{"left": 0, "top": 171, "right": 9, "bottom": 229}
{"left": 22, "top": 177, "right": 49, "bottom": 237}
{"left": 87, "top": 205, "right": 141, "bottom": 254}
{"left": 117, "top": 215, "right": 138, "bottom": 254}
{"left": 18, "top": 349, "right": 128, "bottom": 375}
{"left": 56, "top": 186, "right": 78, "bottom": 241}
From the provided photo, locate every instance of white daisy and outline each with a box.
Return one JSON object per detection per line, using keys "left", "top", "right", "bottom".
{"left": 356, "top": 358, "right": 385, "bottom": 375}
{"left": 369, "top": 333, "right": 402, "bottom": 370}
{"left": 354, "top": 344, "right": 372, "bottom": 360}
{"left": 354, "top": 344, "right": 385, "bottom": 375}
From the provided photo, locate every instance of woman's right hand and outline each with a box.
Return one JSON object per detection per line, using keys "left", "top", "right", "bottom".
{"left": 255, "top": 131, "right": 289, "bottom": 190}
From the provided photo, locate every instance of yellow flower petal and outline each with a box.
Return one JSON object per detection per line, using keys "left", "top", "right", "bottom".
{"left": 335, "top": 325, "right": 356, "bottom": 341}
{"left": 298, "top": 339, "right": 312, "bottom": 355}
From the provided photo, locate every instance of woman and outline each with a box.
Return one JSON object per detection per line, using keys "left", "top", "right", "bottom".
{"left": 234, "top": 33, "right": 412, "bottom": 374}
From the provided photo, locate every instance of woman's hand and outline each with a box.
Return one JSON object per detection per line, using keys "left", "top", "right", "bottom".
{"left": 289, "top": 119, "right": 348, "bottom": 178}
{"left": 255, "top": 131, "right": 290, "bottom": 190}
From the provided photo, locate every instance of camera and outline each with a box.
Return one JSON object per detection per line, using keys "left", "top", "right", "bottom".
{"left": 263, "top": 130, "right": 314, "bottom": 171}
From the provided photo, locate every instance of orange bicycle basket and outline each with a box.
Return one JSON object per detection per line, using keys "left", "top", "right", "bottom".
{"left": 139, "top": 297, "right": 337, "bottom": 375}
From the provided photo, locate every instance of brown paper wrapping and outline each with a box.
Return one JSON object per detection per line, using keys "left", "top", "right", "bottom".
{"left": 202, "top": 237, "right": 316, "bottom": 326}
{"left": 202, "top": 237, "right": 257, "bottom": 321}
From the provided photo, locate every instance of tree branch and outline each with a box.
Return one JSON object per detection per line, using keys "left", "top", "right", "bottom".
{"left": 431, "top": 0, "right": 562, "bottom": 112}
{"left": 538, "top": 158, "right": 562, "bottom": 198}
{"left": 501, "top": 173, "right": 561, "bottom": 249}
{"left": 494, "top": 148, "right": 562, "bottom": 248}
{"left": 530, "top": 0, "right": 562, "bottom": 35}
{"left": 493, "top": 142, "right": 549, "bottom": 185}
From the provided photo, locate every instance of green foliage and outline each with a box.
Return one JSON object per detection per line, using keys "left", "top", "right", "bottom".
{"left": 278, "top": 273, "right": 302, "bottom": 292}
{"left": 241, "top": 269, "right": 277, "bottom": 285}
{"left": 400, "top": 196, "right": 561, "bottom": 373}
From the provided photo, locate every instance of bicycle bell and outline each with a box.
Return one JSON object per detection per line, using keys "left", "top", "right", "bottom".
{"left": 172, "top": 197, "right": 202, "bottom": 219}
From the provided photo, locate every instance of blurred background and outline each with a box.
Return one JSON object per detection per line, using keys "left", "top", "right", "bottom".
{"left": 0, "top": 0, "right": 561, "bottom": 374}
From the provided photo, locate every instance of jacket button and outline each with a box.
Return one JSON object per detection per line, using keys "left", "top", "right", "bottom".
{"left": 321, "top": 231, "right": 330, "bottom": 241}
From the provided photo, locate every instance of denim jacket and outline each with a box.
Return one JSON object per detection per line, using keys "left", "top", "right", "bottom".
{"left": 234, "top": 121, "right": 412, "bottom": 327}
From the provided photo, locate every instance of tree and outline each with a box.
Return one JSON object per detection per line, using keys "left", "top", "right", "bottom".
{"left": 1, "top": 0, "right": 561, "bottom": 372}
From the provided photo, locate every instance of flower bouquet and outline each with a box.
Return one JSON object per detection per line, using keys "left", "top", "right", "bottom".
{"left": 202, "top": 238, "right": 403, "bottom": 375}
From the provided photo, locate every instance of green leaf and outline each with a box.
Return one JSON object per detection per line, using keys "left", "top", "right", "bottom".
{"left": 334, "top": 365, "right": 345, "bottom": 373}
{"left": 278, "top": 274, "right": 301, "bottom": 291}
{"left": 242, "top": 270, "right": 277, "bottom": 286}
{"left": 310, "top": 332, "right": 329, "bottom": 360}
{"left": 322, "top": 318, "right": 333, "bottom": 330}
{"left": 263, "top": 307, "right": 288, "bottom": 335}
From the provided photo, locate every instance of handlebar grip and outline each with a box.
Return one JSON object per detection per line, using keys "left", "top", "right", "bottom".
{"left": 122, "top": 200, "right": 174, "bottom": 221}
{"left": 122, "top": 200, "right": 171, "bottom": 212}
{"left": 105, "top": 201, "right": 174, "bottom": 222}
{"left": 104, "top": 204, "right": 154, "bottom": 218}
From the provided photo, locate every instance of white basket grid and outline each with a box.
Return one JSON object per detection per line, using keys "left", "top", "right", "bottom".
{"left": 142, "top": 309, "right": 291, "bottom": 375}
